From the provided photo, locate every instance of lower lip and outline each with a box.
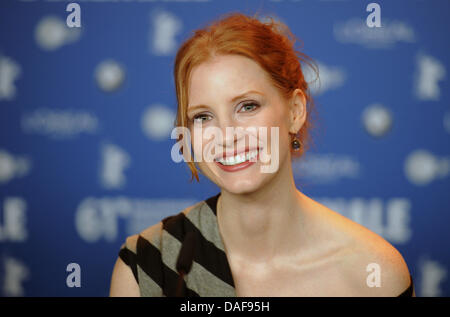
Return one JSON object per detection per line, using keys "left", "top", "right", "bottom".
{"left": 215, "top": 152, "right": 259, "bottom": 173}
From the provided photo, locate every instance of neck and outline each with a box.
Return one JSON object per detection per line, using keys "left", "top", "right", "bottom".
{"left": 217, "top": 160, "right": 306, "bottom": 264}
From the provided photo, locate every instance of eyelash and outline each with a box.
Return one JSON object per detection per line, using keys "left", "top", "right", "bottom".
{"left": 191, "top": 102, "right": 260, "bottom": 123}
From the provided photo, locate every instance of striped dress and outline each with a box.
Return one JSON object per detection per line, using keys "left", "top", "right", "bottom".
{"left": 118, "top": 193, "right": 235, "bottom": 296}
{"left": 118, "top": 193, "right": 414, "bottom": 297}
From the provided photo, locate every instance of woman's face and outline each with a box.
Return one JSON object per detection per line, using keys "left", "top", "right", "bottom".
{"left": 186, "top": 54, "right": 304, "bottom": 195}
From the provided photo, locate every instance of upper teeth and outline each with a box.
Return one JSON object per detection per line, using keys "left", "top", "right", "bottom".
{"left": 216, "top": 150, "right": 258, "bottom": 166}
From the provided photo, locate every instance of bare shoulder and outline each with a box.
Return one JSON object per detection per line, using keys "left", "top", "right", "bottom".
{"left": 307, "top": 197, "right": 412, "bottom": 296}
{"left": 109, "top": 234, "right": 140, "bottom": 297}
{"left": 109, "top": 221, "right": 165, "bottom": 297}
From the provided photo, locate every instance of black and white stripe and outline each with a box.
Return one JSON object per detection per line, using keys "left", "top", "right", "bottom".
{"left": 118, "top": 193, "right": 236, "bottom": 297}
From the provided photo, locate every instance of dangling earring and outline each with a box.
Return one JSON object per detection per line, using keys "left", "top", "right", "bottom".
{"left": 292, "top": 136, "right": 302, "bottom": 151}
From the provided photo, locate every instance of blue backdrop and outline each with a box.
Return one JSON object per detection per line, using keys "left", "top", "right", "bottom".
{"left": 0, "top": 0, "right": 449, "bottom": 297}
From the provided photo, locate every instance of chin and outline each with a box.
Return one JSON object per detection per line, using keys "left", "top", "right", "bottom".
{"left": 220, "top": 177, "right": 263, "bottom": 195}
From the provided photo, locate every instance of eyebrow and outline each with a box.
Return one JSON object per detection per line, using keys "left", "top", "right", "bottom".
{"left": 187, "top": 90, "right": 264, "bottom": 112}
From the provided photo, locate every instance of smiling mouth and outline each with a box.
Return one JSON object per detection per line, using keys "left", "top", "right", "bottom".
{"left": 214, "top": 148, "right": 260, "bottom": 166}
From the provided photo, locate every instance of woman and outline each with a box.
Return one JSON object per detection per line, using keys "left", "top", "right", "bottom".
{"left": 110, "top": 12, "right": 414, "bottom": 297}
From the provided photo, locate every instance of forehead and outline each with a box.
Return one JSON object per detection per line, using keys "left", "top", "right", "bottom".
{"left": 188, "top": 55, "right": 273, "bottom": 106}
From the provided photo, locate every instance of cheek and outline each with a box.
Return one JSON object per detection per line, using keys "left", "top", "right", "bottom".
{"left": 258, "top": 102, "right": 288, "bottom": 129}
{"left": 189, "top": 127, "right": 207, "bottom": 151}
{"left": 190, "top": 131, "right": 219, "bottom": 165}
{"left": 257, "top": 105, "right": 290, "bottom": 147}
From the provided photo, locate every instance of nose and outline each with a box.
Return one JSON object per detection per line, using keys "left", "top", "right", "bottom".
{"left": 215, "top": 117, "right": 249, "bottom": 151}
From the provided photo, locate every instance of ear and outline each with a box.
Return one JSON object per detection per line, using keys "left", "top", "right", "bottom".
{"left": 288, "top": 89, "right": 307, "bottom": 134}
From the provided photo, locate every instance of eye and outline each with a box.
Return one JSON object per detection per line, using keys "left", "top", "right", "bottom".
{"left": 238, "top": 102, "right": 259, "bottom": 113}
{"left": 192, "top": 113, "right": 211, "bottom": 124}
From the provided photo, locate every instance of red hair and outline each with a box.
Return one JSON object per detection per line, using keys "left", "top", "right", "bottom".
{"left": 173, "top": 11, "right": 319, "bottom": 182}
